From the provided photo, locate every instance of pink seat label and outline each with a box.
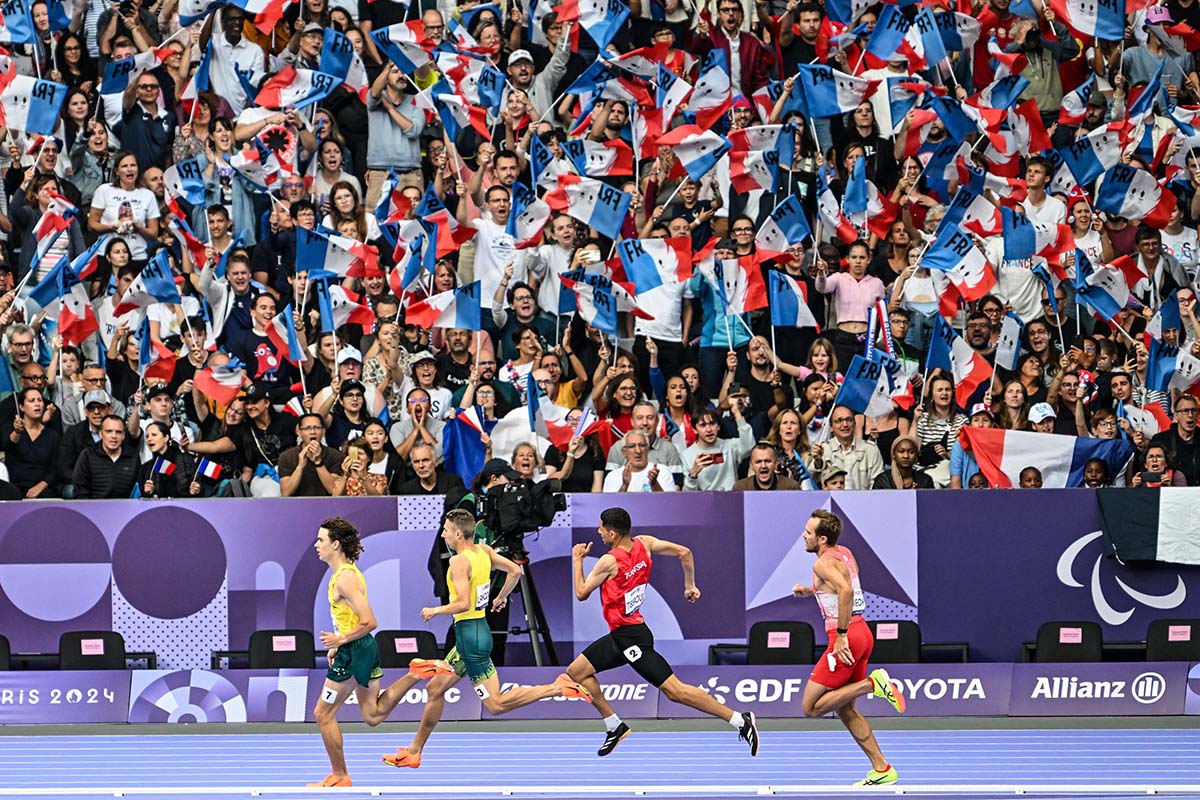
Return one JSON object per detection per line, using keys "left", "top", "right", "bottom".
{"left": 272, "top": 636, "right": 296, "bottom": 652}
{"left": 1059, "top": 628, "right": 1083, "bottom": 644}
{"left": 766, "top": 632, "right": 790, "bottom": 648}
{"left": 1169, "top": 625, "right": 1192, "bottom": 642}
{"left": 876, "top": 623, "right": 899, "bottom": 640}
{"left": 80, "top": 639, "right": 105, "bottom": 656}
{"left": 395, "top": 637, "right": 418, "bottom": 653}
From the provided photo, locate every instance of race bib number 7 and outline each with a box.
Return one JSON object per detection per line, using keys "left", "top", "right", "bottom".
{"left": 475, "top": 583, "right": 491, "bottom": 610}
{"left": 624, "top": 584, "right": 646, "bottom": 615}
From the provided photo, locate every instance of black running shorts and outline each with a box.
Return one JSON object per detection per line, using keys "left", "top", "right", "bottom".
{"left": 581, "top": 622, "right": 674, "bottom": 687}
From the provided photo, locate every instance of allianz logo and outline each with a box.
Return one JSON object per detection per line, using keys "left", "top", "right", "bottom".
{"left": 1031, "top": 672, "right": 1167, "bottom": 705}
{"left": 865, "top": 676, "right": 987, "bottom": 701}
{"left": 500, "top": 682, "right": 650, "bottom": 702}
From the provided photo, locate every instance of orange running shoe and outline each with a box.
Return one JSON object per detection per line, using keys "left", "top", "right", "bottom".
{"left": 305, "top": 774, "right": 352, "bottom": 787}
{"left": 383, "top": 747, "right": 421, "bottom": 768}
{"left": 555, "top": 674, "right": 594, "bottom": 702}
{"left": 408, "top": 658, "right": 455, "bottom": 679}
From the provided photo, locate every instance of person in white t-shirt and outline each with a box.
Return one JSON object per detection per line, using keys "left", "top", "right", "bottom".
{"left": 525, "top": 213, "right": 577, "bottom": 315}
{"left": 1068, "top": 199, "right": 1103, "bottom": 275}
{"left": 456, "top": 181, "right": 522, "bottom": 325}
{"left": 87, "top": 152, "right": 160, "bottom": 262}
{"left": 601, "top": 430, "right": 677, "bottom": 493}
{"left": 1021, "top": 157, "right": 1067, "bottom": 227}
{"left": 1161, "top": 204, "right": 1200, "bottom": 281}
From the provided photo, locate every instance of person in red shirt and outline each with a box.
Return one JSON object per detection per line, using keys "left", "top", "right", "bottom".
{"left": 793, "top": 510, "right": 907, "bottom": 786}
{"left": 972, "top": 0, "right": 1020, "bottom": 89}
{"left": 567, "top": 507, "right": 761, "bottom": 757}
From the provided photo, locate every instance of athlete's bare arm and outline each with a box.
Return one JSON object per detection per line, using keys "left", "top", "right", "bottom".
{"left": 422, "top": 554, "right": 471, "bottom": 620}
{"left": 812, "top": 554, "right": 855, "bottom": 666}
{"left": 571, "top": 542, "right": 617, "bottom": 600}
{"left": 636, "top": 535, "right": 700, "bottom": 602}
{"left": 319, "top": 571, "right": 377, "bottom": 650}
{"left": 480, "top": 543, "right": 523, "bottom": 610}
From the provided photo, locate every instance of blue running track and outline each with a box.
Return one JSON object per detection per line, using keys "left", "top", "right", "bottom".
{"left": 1, "top": 728, "right": 1198, "bottom": 799}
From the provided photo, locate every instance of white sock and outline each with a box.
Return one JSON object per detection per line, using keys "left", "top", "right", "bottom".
{"left": 727, "top": 711, "right": 744, "bottom": 728}
{"left": 603, "top": 714, "right": 622, "bottom": 732}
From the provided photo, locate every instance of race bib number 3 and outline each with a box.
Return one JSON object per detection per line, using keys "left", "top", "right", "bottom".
{"left": 624, "top": 584, "right": 646, "bottom": 615}
{"left": 475, "top": 583, "right": 491, "bottom": 610}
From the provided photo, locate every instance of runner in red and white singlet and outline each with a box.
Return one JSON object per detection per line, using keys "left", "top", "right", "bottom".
{"left": 566, "top": 507, "right": 762, "bottom": 758}
{"left": 793, "top": 510, "right": 907, "bottom": 787}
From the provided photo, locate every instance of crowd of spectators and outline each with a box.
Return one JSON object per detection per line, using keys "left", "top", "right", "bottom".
{"left": 0, "top": 0, "right": 1197, "bottom": 500}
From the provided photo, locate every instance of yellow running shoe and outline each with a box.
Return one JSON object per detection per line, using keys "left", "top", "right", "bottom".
{"left": 869, "top": 668, "right": 906, "bottom": 713}
{"left": 853, "top": 765, "right": 898, "bottom": 786}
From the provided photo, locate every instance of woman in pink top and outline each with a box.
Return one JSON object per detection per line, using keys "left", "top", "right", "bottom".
{"left": 815, "top": 241, "right": 887, "bottom": 371}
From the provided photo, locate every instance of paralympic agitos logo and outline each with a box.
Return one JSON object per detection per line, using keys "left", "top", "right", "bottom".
{"left": 1056, "top": 531, "right": 1186, "bottom": 626}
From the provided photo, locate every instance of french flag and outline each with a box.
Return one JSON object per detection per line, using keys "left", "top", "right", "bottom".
{"left": 934, "top": 10, "right": 981, "bottom": 51}
{"left": 985, "top": 37, "right": 1027, "bottom": 81}
{"left": 842, "top": 157, "right": 899, "bottom": 240}
{"left": 960, "top": 427, "right": 1135, "bottom": 488}
{"left": 1059, "top": 73, "right": 1096, "bottom": 126}
{"left": 927, "top": 315, "right": 992, "bottom": 408}
{"left": 405, "top": 282, "right": 483, "bottom": 330}
{"left": 1075, "top": 251, "right": 1139, "bottom": 323}
{"left": 560, "top": 138, "right": 634, "bottom": 178}
{"left": 920, "top": 229, "right": 997, "bottom": 316}
{"left": 1118, "top": 400, "right": 1174, "bottom": 438}
{"left": 0, "top": 73, "right": 66, "bottom": 136}
{"left": 526, "top": 379, "right": 578, "bottom": 449}
{"left": 617, "top": 238, "right": 693, "bottom": 295}
{"left": 1095, "top": 165, "right": 1175, "bottom": 229}
{"left": 152, "top": 457, "right": 177, "bottom": 476}
{"left": 656, "top": 62, "right": 691, "bottom": 131}
{"left": 137, "top": 315, "right": 176, "bottom": 384}
{"left": 98, "top": 46, "right": 176, "bottom": 116}
{"left": 796, "top": 64, "right": 879, "bottom": 117}
{"left": 1001, "top": 208, "right": 1074, "bottom": 262}
{"left": 433, "top": 85, "right": 491, "bottom": 140}
{"left": 863, "top": 5, "right": 912, "bottom": 66}
{"left": 508, "top": 181, "right": 551, "bottom": 249}
{"left": 320, "top": 28, "right": 369, "bottom": 103}
{"left": 543, "top": 175, "right": 631, "bottom": 240}
{"left": 227, "top": 0, "right": 291, "bottom": 34}
{"left": 1060, "top": 122, "right": 1124, "bottom": 186}
{"left": 557, "top": 0, "right": 629, "bottom": 50}
{"left": 817, "top": 165, "right": 858, "bottom": 244}
{"left": 687, "top": 49, "right": 733, "bottom": 129}
{"left": 835, "top": 354, "right": 897, "bottom": 418}
{"left": 1150, "top": 20, "right": 1200, "bottom": 57}
{"left": 163, "top": 157, "right": 207, "bottom": 206}
{"left": 179, "top": 42, "right": 212, "bottom": 115}
{"left": 768, "top": 270, "right": 820, "bottom": 330}
{"left": 728, "top": 124, "right": 785, "bottom": 193}
{"left": 704, "top": 255, "right": 769, "bottom": 315}
{"left": 266, "top": 305, "right": 307, "bottom": 366}
{"left": 71, "top": 235, "right": 107, "bottom": 282}
{"left": 194, "top": 361, "right": 245, "bottom": 406}
{"left": 1049, "top": 0, "right": 1124, "bottom": 40}
{"left": 32, "top": 192, "right": 74, "bottom": 241}
{"left": 655, "top": 125, "right": 730, "bottom": 182}
{"left": 118, "top": 251, "right": 181, "bottom": 313}
{"left": 559, "top": 269, "right": 630, "bottom": 337}
{"left": 58, "top": 283, "right": 98, "bottom": 346}
{"left": 371, "top": 22, "right": 435, "bottom": 73}
{"left": 311, "top": 281, "right": 377, "bottom": 332}
{"left": 941, "top": 186, "right": 1002, "bottom": 237}
{"left": 757, "top": 195, "right": 812, "bottom": 257}
{"left": 374, "top": 172, "right": 414, "bottom": 225}
{"left": 0, "top": 0, "right": 35, "bottom": 44}
{"left": 1009, "top": 99, "right": 1053, "bottom": 155}
{"left": 197, "top": 458, "right": 223, "bottom": 480}
{"left": 167, "top": 216, "right": 208, "bottom": 272}
{"left": 297, "top": 227, "right": 381, "bottom": 278}
{"left": 254, "top": 67, "right": 340, "bottom": 110}
{"left": 887, "top": 78, "right": 937, "bottom": 133}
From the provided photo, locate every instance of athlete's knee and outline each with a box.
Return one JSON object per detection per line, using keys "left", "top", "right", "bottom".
{"left": 481, "top": 696, "right": 506, "bottom": 715}
{"left": 801, "top": 695, "right": 824, "bottom": 717}
{"left": 314, "top": 701, "right": 337, "bottom": 723}
{"left": 363, "top": 711, "right": 384, "bottom": 727}
{"left": 660, "top": 681, "right": 688, "bottom": 703}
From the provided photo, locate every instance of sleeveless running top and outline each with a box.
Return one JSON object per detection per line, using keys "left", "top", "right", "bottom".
{"left": 812, "top": 545, "right": 866, "bottom": 633}
{"left": 328, "top": 563, "right": 368, "bottom": 635}
{"left": 600, "top": 537, "right": 652, "bottom": 631}
{"left": 449, "top": 545, "right": 493, "bottom": 623}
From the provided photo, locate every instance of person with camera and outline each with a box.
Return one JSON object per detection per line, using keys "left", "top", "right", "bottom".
{"left": 126, "top": 382, "right": 192, "bottom": 463}
{"left": 682, "top": 402, "right": 755, "bottom": 491}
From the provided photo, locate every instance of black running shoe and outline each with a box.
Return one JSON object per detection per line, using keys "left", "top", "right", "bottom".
{"left": 737, "top": 712, "right": 759, "bottom": 756}
{"left": 598, "top": 722, "right": 631, "bottom": 756}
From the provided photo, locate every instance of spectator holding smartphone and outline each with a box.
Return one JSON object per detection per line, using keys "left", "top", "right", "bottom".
{"left": 682, "top": 402, "right": 754, "bottom": 492}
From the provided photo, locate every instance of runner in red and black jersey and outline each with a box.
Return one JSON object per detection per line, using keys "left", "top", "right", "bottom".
{"left": 566, "top": 507, "right": 760, "bottom": 758}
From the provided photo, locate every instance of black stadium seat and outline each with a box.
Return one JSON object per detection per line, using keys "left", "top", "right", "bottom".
{"left": 248, "top": 630, "right": 316, "bottom": 669}
{"left": 376, "top": 630, "right": 440, "bottom": 668}
{"left": 1146, "top": 619, "right": 1200, "bottom": 661}
{"left": 868, "top": 620, "right": 923, "bottom": 663}
{"left": 1035, "top": 621, "right": 1103, "bottom": 663}
{"left": 747, "top": 621, "right": 815, "bottom": 665}
{"left": 59, "top": 631, "right": 127, "bottom": 670}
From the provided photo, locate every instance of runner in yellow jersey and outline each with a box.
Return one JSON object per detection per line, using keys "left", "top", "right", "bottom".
{"left": 378, "top": 508, "right": 593, "bottom": 769}
{"left": 308, "top": 516, "right": 385, "bottom": 788}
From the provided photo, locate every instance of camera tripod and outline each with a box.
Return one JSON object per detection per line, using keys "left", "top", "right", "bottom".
{"left": 495, "top": 548, "right": 558, "bottom": 667}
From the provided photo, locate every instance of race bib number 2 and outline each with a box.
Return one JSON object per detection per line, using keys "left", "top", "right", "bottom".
{"left": 624, "top": 584, "right": 646, "bottom": 615}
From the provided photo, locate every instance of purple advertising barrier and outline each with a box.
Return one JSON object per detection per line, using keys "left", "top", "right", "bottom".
{"left": 483, "top": 666, "right": 660, "bottom": 720}
{"left": 663, "top": 666, "right": 809, "bottom": 719}
{"left": 314, "top": 669, "right": 483, "bottom": 723}
{"left": 858, "top": 664, "right": 1013, "bottom": 717}
{"left": 0, "top": 671, "right": 129, "bottom": 723}
{"left": 917, "top": 490, "right": 1200, "bottom": 662}
{"left": 129, "top": 669, "right": 313, "bottom": 723}
{"left": 1009, "top": 662, "right": 1188, "bottom": 716}
{"left": 1187, "top": 662, "right": 1200, "bottom": 714}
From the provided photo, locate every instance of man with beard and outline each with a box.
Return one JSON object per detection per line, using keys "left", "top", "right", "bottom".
{"left": 437, "top": 328, "right": 475, "bottom": 396}
{"left": 451, "top": 353, "right": 520, "bottom": 414}
{"left": 733, "top": 443, "right": 801, "bottom": 490}
{"left": 588, "top": 100, "right": 629, "bottom": 144}
{"left": 734, "top": 336, "right": 794, "bottom": 438}
{"left": 963, "top": 312, "right": 994, "bottom": 358}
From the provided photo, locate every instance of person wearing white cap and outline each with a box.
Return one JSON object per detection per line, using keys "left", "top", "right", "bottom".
{"left": 1028, "top": 403, "right": 1057, "bottom": 434}
{"left": 313, "top": 348, "right": 365, "bottom": 422}
{"left": 504, "top": 25, "right": 571, "bottom": 121}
